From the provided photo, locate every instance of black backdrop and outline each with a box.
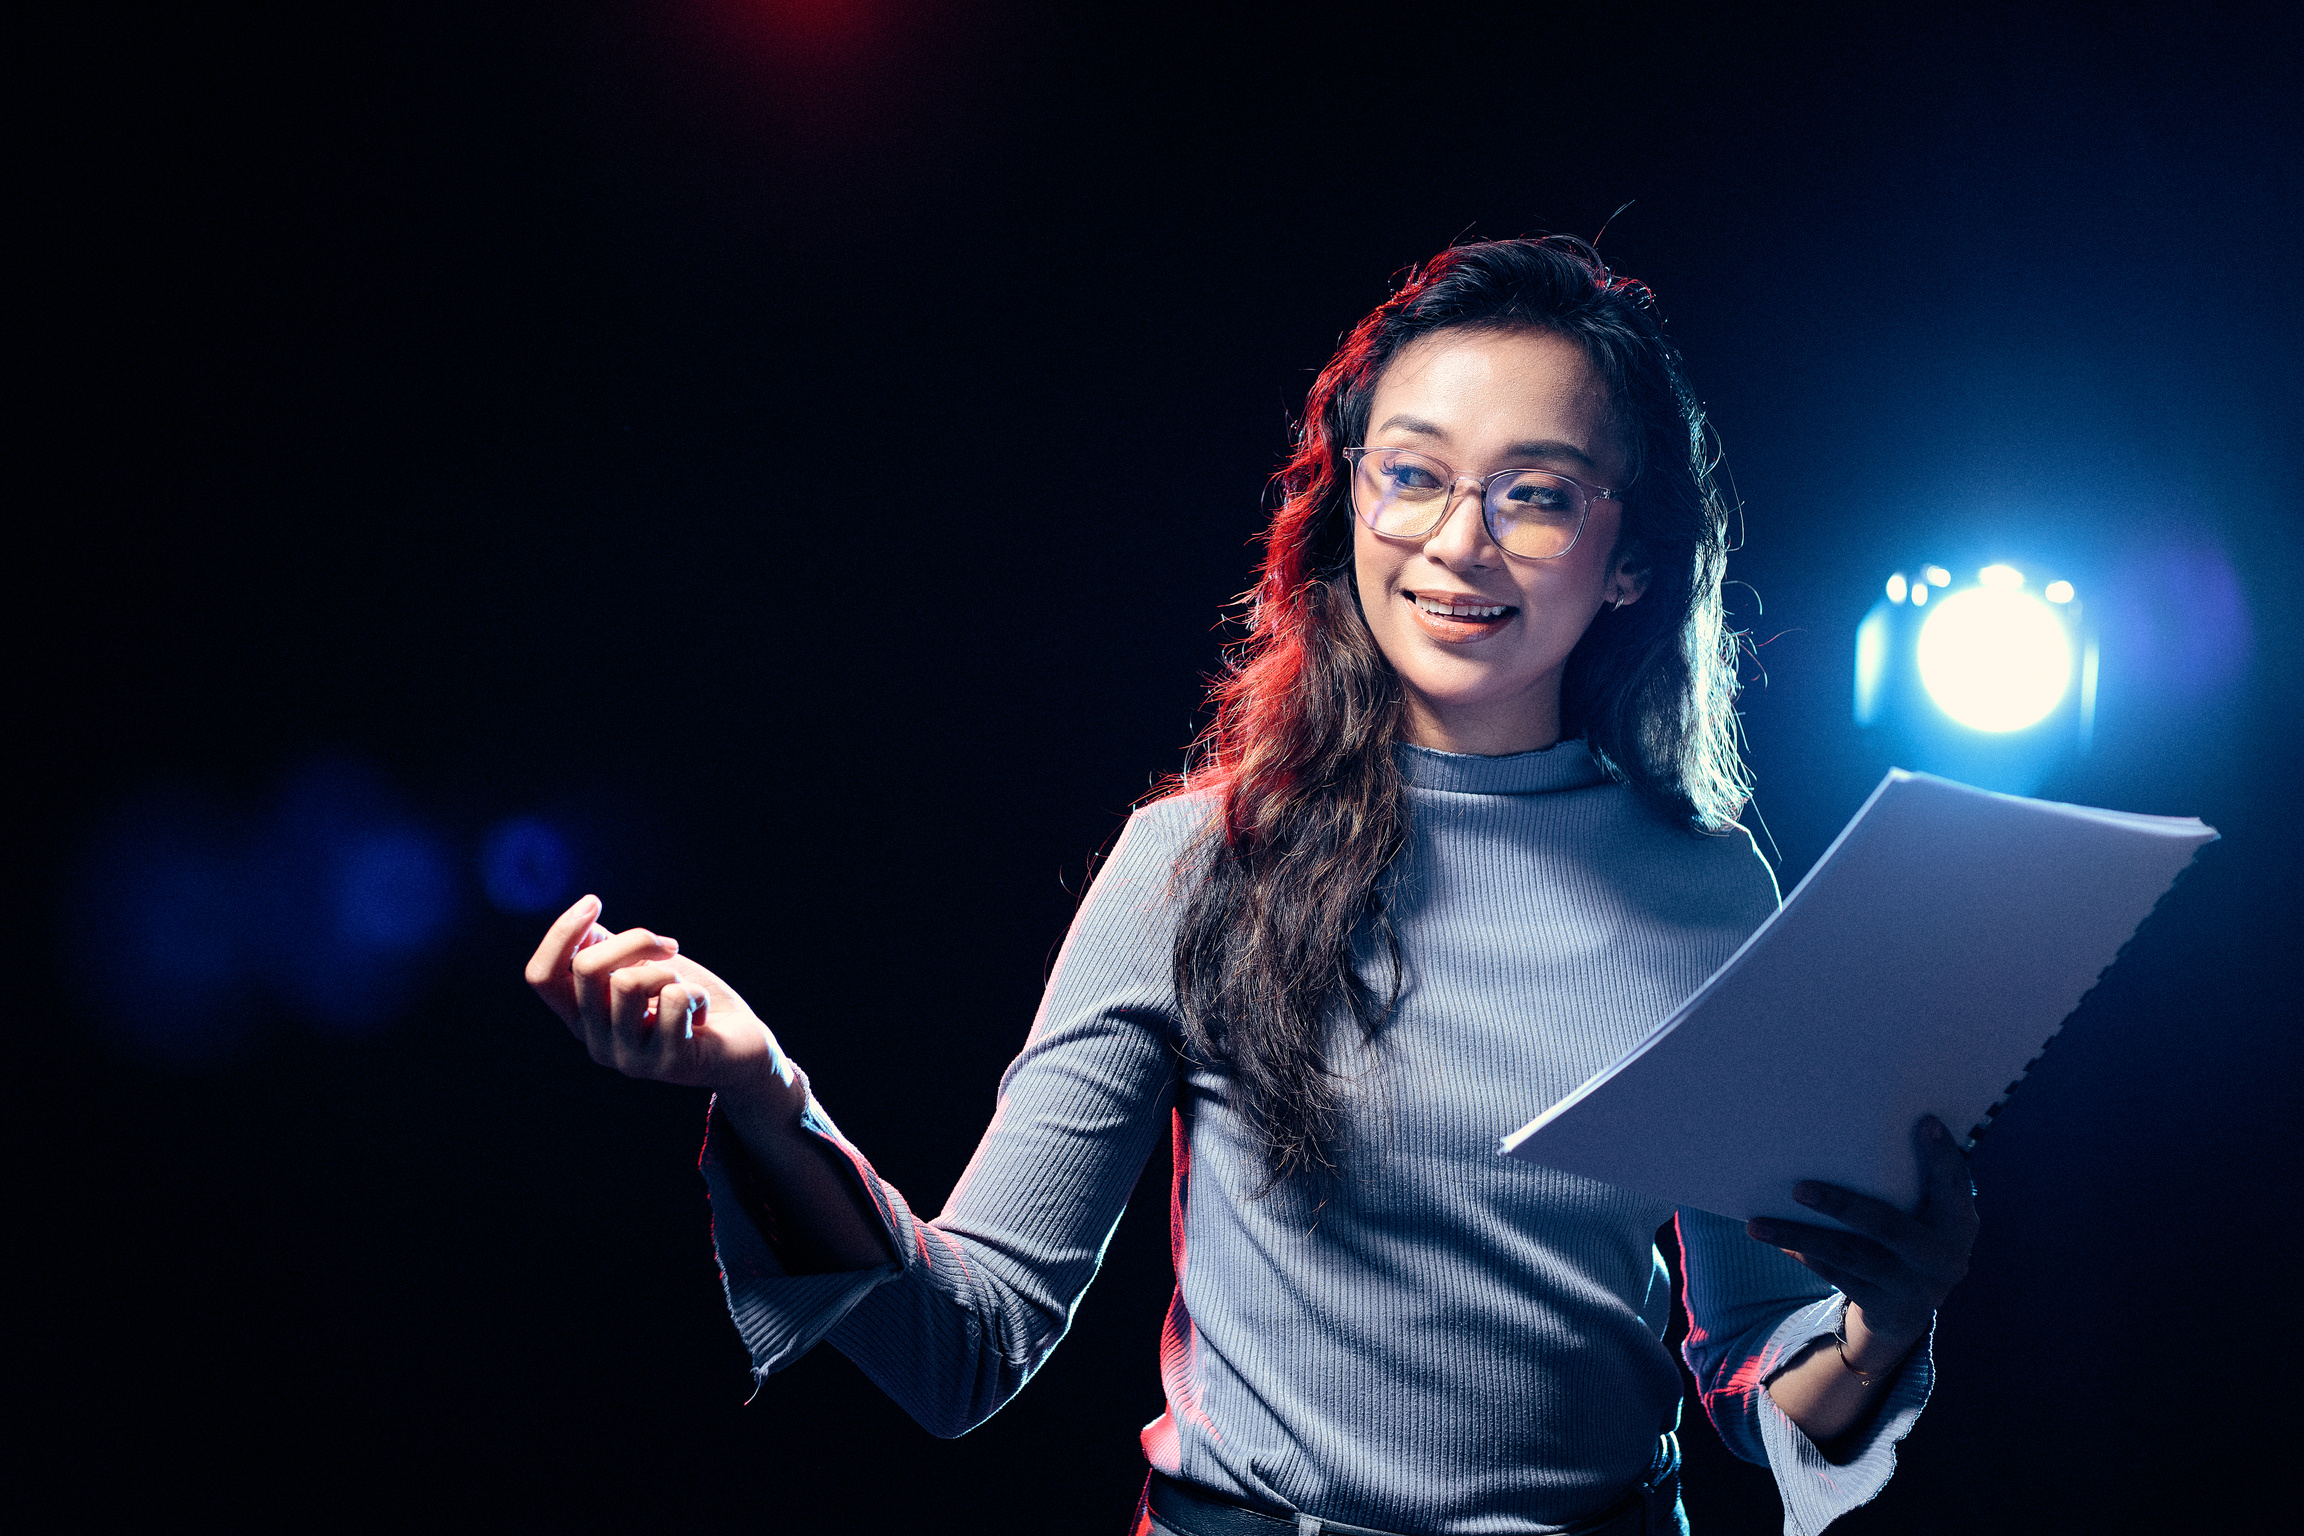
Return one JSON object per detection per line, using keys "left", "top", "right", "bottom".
{"left": 24, "top": 5, "right": 2301, "bottom": 1530}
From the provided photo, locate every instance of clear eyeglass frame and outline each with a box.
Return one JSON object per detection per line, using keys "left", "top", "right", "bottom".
{"left": 1342, "top": 445, "right": 1619, "bottom": 560}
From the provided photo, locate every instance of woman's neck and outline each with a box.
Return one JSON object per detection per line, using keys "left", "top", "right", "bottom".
{"left": 1398, "top": 684, "right": 1564, "bottom": 757}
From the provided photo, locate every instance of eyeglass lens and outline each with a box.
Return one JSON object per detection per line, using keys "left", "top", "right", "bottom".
{"left": 1352, "top": 448, "right": 1586, "bottom": 559}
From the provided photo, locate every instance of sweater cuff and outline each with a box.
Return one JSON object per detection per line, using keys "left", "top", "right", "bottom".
{"left": 1756, "top": 1297, "right": 1935, "bottom": 1536}
{"left": 700, "top": 1086, "right": 904, "bottom": 1389}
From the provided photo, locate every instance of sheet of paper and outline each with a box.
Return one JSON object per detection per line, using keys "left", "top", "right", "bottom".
{"left": 1499, "top": 770, "right": 2217, "bottom": 1225}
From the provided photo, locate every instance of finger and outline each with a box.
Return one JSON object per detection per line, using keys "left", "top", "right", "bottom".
{"left": 572, "top": 926, "right": 679, "bottom": 985}
{"left": 1786, "top": 1180, "right": 1930, "bottom": 1257}
{"left": 669, "top": 981, "right": 708, "bottom": 1042}
{"left": 571, "top": 927, "right": 679, "bottom": 1047}
{"left": 1778, "top": 1250, "right": 1867, "bottom": 1299}
{"left": 522, "top": 894, "right": 603, "bottom": 1026}
{"left": 608, "top": 960, "right": 685, "bottom": 1046}
{"left": 1745, "top": 1218, "right": 1904, "bottom": 1287}
{"left": 665, "top": 954, "right": 738, "bottom": 1010}
{"left": 619, "top": 978, "right": 709, "bottom": 1079}
{"left": 1742, "top": 1222, "right": 1867, "bottom": 1293}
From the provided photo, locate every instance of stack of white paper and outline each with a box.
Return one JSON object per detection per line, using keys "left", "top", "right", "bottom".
{"left": 1500, "top": 770, "right": 2217, "bottom": 1225}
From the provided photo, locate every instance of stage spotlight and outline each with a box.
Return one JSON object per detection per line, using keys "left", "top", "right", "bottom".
{"left": 1916, "top": 584, "right": 2072, "bottom": 732}
{"left": 1854, "top": 560, "right": 2095, "bottom": 793}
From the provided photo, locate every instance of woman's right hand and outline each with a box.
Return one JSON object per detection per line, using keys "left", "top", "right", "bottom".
{"left": 526, "top": 894, "right": 892, "bottom": 1272}
{"left": 523, "top": 894, "right": 804, "bottom": 1119}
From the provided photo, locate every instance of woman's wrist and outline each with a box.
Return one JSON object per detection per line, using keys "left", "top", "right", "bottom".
{"left": 714, "top": 1052, "right": 811, "bottom": 1158}
{"left": 1838, "top": 1300, "right": 1922, "bottom": 1380}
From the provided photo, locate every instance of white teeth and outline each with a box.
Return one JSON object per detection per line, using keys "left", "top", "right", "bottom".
{"left": 1415, "top": 596, "right": 1509, "bottom": 619}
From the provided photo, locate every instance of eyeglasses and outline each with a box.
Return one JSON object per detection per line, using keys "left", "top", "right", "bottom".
{"left": 1342, "top": 446, "right": 1618, "bottom": 560}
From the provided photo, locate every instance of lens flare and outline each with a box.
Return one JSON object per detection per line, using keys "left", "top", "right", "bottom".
{"left": 1916, "top": 587, "right": 2073, "bottom": 732}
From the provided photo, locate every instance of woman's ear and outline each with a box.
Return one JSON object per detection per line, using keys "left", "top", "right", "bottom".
{"left": 1607, "top": 560, "right": 1651, "bottom": 610}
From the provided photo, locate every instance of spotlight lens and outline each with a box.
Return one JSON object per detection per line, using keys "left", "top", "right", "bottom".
{"left": 1886, "top": 572, "right": 1908, "bottom": 603}
{"left": 1916, "top": 588, "right": 2072, "bottom": 731}
{"left": 2044, "top": 579, "right": 2074, "bottom": 604}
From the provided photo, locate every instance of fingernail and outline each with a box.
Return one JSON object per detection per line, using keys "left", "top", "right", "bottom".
{"left": 1794, "top": 1183, "right": 1822, "bottom": 1206}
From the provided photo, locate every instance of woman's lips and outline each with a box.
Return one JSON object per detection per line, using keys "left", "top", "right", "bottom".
{"left": 1405, "top": 590, "right": 1516, "bottom": 643}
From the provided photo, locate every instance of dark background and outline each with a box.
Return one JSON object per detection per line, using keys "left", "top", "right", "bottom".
{"left": 23, "top": 3, "right": 2299, "bottom": 1530}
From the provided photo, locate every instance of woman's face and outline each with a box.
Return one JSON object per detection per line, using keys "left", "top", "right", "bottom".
{"left": 1352, "top": 327, "right": 1646, "bottom": 757}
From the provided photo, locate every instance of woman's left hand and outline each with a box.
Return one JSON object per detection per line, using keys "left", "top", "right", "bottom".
{"left": 1747, "top": 1115, "right": 1979, "bottom": 1365}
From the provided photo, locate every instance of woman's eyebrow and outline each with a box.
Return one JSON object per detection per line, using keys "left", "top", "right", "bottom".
{"left": 1371, "top": 417, "right": 1599, "bottom": 471}
{"left": 1501, "top": 439, "right": 1599, "bottom": 470}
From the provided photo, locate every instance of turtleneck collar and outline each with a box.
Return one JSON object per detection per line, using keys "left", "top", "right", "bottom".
{"left": 1394, "top": 738, "right": 1610, "bottom": 796}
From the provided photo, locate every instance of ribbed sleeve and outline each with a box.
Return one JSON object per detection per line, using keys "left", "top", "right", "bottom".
{"left": 699, "top": 1088, "right": 903, "bottom": 1383}
{"left": 1678, "top": 1213, "right": 1933, "bottom": 1535}
{"left": 702, "top": 811, "right": 1181, "bottom": 1435}
{"left": 700, "top": 741, "right": 1936, "bottom": 1533}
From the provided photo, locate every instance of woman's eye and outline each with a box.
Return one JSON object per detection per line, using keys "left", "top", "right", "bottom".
{"left": 1501, "top": 479, "right": 1575, "bottom": 516}
{"left": 1387, "top": 461, "right": 1445, "bottom": 492}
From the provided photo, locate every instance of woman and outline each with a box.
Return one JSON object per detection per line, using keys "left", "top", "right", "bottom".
{"left": 525, "top": 238, "right": 1976, "bottom": 1535}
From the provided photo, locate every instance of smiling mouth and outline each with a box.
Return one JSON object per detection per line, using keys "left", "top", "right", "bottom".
{"left": 1413, "top": 594, "right": 1513, "bottom": 620}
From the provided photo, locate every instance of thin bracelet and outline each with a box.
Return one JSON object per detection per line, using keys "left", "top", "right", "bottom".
{"left": 1833, "top": 1303, "right": 1886, "bottom": 1388}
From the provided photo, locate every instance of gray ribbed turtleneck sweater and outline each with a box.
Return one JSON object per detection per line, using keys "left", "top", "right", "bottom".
{"left": 703, "top": 742, "right": 1931, "bottom": 1536}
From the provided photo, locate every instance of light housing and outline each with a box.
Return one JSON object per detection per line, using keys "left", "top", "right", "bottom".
{"left": 1855, "top": 560, "right": 2096, "bottom": 792}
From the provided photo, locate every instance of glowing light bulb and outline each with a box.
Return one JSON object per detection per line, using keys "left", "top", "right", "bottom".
{"left": 1978, "top": 564, "right": 2024, "bottom": 590}
{"left": 1886, "top": 573, "right": 1908, "bottom": 603}
{"left": 2044, "top": 580, "right": 2074, "bottom": 604}
{"left": 1925, "top": 566, "right": 1951, "bottom": 587}
{"left": 1911, "top": 582, "right": 1928, "bottom": 606}
{"left": 1917, "top": 587, "right": 2073, "bottom": 731}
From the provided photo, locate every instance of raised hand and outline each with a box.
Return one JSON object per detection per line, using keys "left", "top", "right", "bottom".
{"left": 524, "top": 894, "right": 888, "bottom": 1271}
{"left": 523, "top": 894, "right": 799, "bottom": 1106}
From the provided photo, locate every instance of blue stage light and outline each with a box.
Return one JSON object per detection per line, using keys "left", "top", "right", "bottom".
{"left": 1854, "top": 560, "right": 2095, "bottom": 793}
{"left": 481, "top": 817, "right": 576, "bottom": 913}
{"left": 1915, "top": 583, "right": 2073, "bottom": 732}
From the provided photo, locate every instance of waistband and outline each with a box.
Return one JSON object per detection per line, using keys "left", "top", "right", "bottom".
{"left": 1145, "top": 1434, "right": 1680, "bottom": 1536}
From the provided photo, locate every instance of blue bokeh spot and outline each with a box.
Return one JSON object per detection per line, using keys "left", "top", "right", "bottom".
{"left": 338, "top": 828, "right": 457, "bottom": 951}
{"left": 482, "top": 817, "right": 577, "bottom": 914}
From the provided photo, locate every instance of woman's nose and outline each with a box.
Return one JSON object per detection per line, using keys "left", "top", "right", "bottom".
{"left": 1422, "top": 479, "right": 1500, "bottom": 566}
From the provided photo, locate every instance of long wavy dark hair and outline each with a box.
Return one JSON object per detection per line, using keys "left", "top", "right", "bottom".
{"left": 1163, "top": 236, "right": 1746, "bottom": 1193}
